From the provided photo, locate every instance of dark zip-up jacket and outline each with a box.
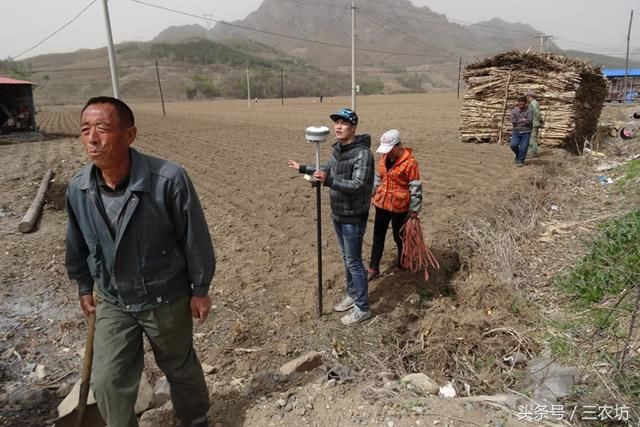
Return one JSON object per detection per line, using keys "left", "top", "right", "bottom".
{"left": 300, "top": 134, "right": 374, "bottom": 223}
{"left": 65, "top": 148, "right": 215, "bottom": 311}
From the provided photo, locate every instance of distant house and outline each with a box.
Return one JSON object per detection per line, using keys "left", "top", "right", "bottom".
{"left": 0, "top": 76, "right": 36, "bottom": 131}
{"left": 601, "top": 68, "right": 640, "bottom": 102}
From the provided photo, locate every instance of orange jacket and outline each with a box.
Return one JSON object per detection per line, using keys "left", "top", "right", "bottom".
{"left": 372, "top": 148, "right": 422, "bottom": 213}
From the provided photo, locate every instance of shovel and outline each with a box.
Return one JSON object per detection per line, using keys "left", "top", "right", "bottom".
{"left": 54, "top": 310, "right": 105, "bottom": 427}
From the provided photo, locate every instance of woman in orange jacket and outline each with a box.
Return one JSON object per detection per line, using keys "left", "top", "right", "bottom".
{"left": 368, "top": 129, "right": 422, "bottom": 280}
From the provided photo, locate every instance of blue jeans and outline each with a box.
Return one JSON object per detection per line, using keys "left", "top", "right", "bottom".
{"left": 333, "top": 220, "right": 369, "bottom": 311}
{"left": 511, "top": 131, "right": 531, "bottom": 163}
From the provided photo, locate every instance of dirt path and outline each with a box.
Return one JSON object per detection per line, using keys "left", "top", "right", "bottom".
{"left": 1, "top": 94, "right": 540, "bottom": 426}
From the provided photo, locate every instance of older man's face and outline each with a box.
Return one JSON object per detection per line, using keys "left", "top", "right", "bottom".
{"left": 80, "top": 103, "right": 136, "bottom": 170}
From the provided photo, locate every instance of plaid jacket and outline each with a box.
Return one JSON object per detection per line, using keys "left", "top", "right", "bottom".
{"left": 372, "top": 148, "right": 422, "bottom": 213}
{"left": 511, "top": 106, "right": 533, "bottom": 134}
{"left": 300, "top": 134, "right": 374, "bottom": 223}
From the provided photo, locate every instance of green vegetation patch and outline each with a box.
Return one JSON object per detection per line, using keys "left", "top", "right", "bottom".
{"left": 0, "top": 59, "right": 31, "bottom": 80}
{"left": 616, "top": 159, "right": 640, "bottom": 189}
{"left": 190, "top": 74, "right": 218, "bottom": 98}
{"left": 150, "top": 39, "right": 272, "bottom": 68}
{"left": 550, "top": 210, "right": 640, "bottom": 403}
{"left": 556, "top": 209, "right": 640, "bottom": 307}
{"left": 396, "top": 73, "right": 424, "bottom": 91}
{"left": 359, "top": 79, "right": 384, "bottom": 95}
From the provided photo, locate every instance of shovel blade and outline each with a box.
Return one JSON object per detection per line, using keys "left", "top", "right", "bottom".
{"left": 53, "top": 403, "right": 106, "bottom": 427}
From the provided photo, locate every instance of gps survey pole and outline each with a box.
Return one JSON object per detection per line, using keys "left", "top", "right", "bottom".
{"left": 305, "top": 126, "right": 330, "bottom": 317}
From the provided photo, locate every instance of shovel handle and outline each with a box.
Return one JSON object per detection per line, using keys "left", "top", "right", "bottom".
{"left": 75, "top": 310, "right": 96, "bottom": 427}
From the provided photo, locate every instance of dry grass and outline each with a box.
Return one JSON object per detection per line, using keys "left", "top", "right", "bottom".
{"left": 407, "top": 187, "right": 552, "bottom": 393}
{"left": 457, "top": 189, "right": 549, "bottom": 287}
{"left": 413, "top": 142, "right": 636, "bottom": 405}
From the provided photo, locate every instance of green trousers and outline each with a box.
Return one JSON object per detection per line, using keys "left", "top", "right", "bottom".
{"left": 528, "top": 127, "right": 540, "bottom": 155}
{"left": 92, "top": 294, "right": 209, "bottom": 427}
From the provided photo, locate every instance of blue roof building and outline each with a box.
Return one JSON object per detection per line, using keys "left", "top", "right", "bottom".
{"left": 602, "top": 68, "right": 640, "bottom": 78}
{"left": 601, "top": 69, "right": 640, "bottom": 102}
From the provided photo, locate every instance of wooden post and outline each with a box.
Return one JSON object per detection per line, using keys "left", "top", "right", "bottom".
{"left": 155, "top": 60, "right": 166, "bottom": 116}
{"left": 497, "top": 71, "right": 512, "bottom": 145}
{"left": 246, "top": 68, "right": 251, "bottom": 109}
{"left": 18, "top": 169, "right": 54, "bottom": 233}
{"left": 457, "top": 57, "right": 462, "bottom": 100}
{"left": 281, "top": 68, "right": 284, "bottom": 106}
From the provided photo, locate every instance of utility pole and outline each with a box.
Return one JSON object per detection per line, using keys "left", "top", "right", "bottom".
{"left": 155, "top": 60, "right": 165, "bottom": 116}
{"left": 246, "top": 68, "right": 251, "bottom": 108}
{"left": 351, "top": 1, "right": 356, "bottom": 111}
{"left": 535, "top": 33, "right": 553, "bottom": 53}
{"left": 457, "top": 57, "right": 462, "bottom": 100}
{"left": 537, "top": 33, "right": 544, "bottom": 52}
{"left": 625, "top": 9, "right": 634, "bottom": 98}
{"left": 203, "top": 13, "right": 214, "bottom": 30}
{"left": 280, "top": 69, "right": 284, "bottom": 105}
{"left": 101, "top": 0, "right": 120, "bottom": 98}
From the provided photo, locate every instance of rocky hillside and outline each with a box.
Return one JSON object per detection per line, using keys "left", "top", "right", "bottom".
{"left": 208, "top": 0, "right": 548, "bottom": 67}
{"left": 467, "top": 18, "right": 550, "bottom": 52}
{"left": 154, "top": 24, "right": 208, "bottom": 43}
{"left": 8, "top": 0, "right": 635, "bottom": 103}
{"left": 8, "top": 39, "right": 358, "bottom": 105}
{"left": 155, "top": 0, "right": 632, "bottom": 71}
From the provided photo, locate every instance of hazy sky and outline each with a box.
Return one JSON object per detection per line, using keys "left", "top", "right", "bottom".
{"left": 2, "top": 0, "right": 638, "bottom": 60}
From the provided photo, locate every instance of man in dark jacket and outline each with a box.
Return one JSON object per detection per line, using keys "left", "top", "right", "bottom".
{"left": 288, "top": 108, "right": 375, "bottom": 325}
{"left": 65, "top": 96, "right": 215, "bottom": 427}
{"left": 510, "top": 95, "right": 533, "bottom": 167}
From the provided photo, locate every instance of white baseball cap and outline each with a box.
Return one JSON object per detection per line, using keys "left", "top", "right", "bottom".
{"left": 377, "top": 129, "right": 401, "bottom": 153}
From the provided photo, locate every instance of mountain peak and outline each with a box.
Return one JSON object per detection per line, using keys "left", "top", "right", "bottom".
{"left": 204, "top": 0, "right": 547, "bottom": 67}
{"left": 154, "top": 24, "right": 208, "bottom": 43}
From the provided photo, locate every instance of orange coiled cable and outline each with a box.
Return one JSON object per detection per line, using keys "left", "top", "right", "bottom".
{"left": 400, "top": 216, "right": 440, "bottom": 281}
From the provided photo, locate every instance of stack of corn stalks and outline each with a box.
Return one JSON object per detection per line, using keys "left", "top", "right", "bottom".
{"left": 460, "top": 51, "right": 607, "bottom": 148}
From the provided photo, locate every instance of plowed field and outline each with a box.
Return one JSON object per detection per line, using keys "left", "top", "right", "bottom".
{"left": 1, "top": 94, "right": 540, "bottom": 425}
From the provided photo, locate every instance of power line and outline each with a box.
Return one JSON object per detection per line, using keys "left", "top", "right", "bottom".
{"left": 275, "top": 0, "right": 500, "bottom": 47}
{"left": 274, "top": 0, "right": 348, "bottom": 9}
{"left": 555, "top": 37, "right": 631, "bottom": 50}
{"left": 9, "top": 0, "right": 632, "bottom": 69}
{"left": 129, "top": 0, "right": 352, "bottom": 48}
{"left": 358, "top": 10, "right": 442, "bottom": 55}
{"left": 274, "top": 0, "right": 638, "bottom": 56}
{"left": 9, "top": 0, "right": 98, "bottom": 60}
{"left": 129, "top": 0, "right": 461, "bottom": 59}
{"left": 274, "top": 0, "right": 540, "bottom": 40}
{"left": 366, "top": 0, "right": 640, "bottom": 57}
{"left": 361, "top": 0, "right": 537, "bottom": 36}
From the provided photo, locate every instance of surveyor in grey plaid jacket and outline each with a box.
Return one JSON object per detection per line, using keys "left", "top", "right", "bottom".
{"left": 288, "top": 108, "right": 375, "bottom": 326}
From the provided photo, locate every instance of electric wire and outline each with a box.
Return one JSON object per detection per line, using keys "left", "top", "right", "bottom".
{"left": 129, "top": 0, "right": 468, "bottom": 59}
{"left": 8, "top": 0, "right": 636, "bottom": 71}
{"left": 272, "top": 0, "right": 639, "bottom": 56}
{"left": 357, "top": 9, "right": 443, "bottom": 55}
{"left": 9, "top": 0, "right": 98, "bottom": 60}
